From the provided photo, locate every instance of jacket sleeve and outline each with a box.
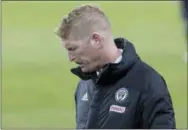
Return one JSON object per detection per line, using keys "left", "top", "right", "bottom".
{"left": 74, "top": 81, "right": 81, "bottom": 125}
{"left": 141, "top": 75, "right": 176, "bottom": 129}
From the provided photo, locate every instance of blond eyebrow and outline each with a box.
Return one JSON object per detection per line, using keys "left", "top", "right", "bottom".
{"left": 64, "top": 41, "right": 78, "bottom": 50}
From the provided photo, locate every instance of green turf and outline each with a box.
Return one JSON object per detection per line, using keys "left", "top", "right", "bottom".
{"left": 2, "top": 1, "right": 187, "bottom": 128}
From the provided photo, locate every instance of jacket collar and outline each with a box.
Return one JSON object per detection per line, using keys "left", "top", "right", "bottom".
{"left": 71, "top": 37, "right": 140, "bottom": 85}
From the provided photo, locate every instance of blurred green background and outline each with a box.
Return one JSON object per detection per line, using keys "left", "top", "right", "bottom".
{"left": 2, "top": 1, "right": 187, "bottom": 128}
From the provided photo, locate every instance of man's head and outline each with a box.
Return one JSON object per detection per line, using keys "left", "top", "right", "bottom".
{"left": 56, "top": 4, "right": 119, "bottom": 73}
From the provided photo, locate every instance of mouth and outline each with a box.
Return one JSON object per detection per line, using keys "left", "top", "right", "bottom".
{"left": 79, "top": 64, "right": 84, "bottom": 68}
{"left": 75, "top": 62, "right": 84, "bottom": 67}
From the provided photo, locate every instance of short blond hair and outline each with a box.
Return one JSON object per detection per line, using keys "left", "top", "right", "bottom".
{"left": 56, "top": 4, "right": 111, "bottom": 40}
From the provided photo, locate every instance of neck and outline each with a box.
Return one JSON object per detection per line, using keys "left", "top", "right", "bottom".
{"left": 96, "top": 42, "right": 122, "bottom": 76}
{"left": 105, "top": 42, "right": 122, "bottom": 63}
{"left": 97, "top": 39, "right": 122, "bottom": 71}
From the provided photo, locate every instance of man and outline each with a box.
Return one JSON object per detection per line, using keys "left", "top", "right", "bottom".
{"left": 56, "top": 4, "right": 176, "bottom": 129}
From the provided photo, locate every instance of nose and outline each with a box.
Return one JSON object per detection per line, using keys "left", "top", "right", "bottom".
{"left": 68, "top": 53, "right": 76, "bottom": 62}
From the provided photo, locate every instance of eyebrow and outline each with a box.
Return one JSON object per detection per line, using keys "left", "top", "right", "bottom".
{"left": 65, "top": 42, "right": 77, "bottom": 50}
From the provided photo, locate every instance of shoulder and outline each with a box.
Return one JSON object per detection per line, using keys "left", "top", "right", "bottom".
{"left": 133, "top": 60, "right": 168, "bottom": 95}
{"left": 143, "top": 62, "right": 168, "bottom": 96}
{"left": 133, "top": 61, "right": 174, "bottom": 112}
{"left": 135, "top": 61, "right": 171, "bottom": 102}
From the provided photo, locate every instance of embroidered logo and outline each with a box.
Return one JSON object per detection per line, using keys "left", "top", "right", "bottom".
{"left": 81, "top": 92, "right": 88, "bottom": 101}
{"left": 115, "top": 88, "right": 129, "bottom": 103}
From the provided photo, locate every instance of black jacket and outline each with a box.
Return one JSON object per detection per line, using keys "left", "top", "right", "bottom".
{"left": 71, "top": 38, "right": 176, "bottom": 129}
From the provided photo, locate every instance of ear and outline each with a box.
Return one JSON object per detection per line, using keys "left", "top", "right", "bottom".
{"left": 90, "top": 32, "right": 103, "bottom": 49}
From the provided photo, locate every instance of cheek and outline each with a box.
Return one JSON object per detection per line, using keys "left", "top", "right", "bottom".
{"left": 76, "top": 50, "right": 84, "bottom": 56}
{"left": 77, "top": 48, "right": 89, "bottom": 56}
{"left": 87, "top": 53, "right": 101, "bottom": 64}
{"left": 74, "top": 49, "right": 86, "bottom": 61}
{"left": 77, "top": 46, "right": 99, "bottom": 62}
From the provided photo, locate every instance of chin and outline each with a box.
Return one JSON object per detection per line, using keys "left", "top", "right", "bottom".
{"left": 81, "top": 67, "right": 96, "bottom": 73}
{"left": 81, "top": 68, "right": 90, "bottom": 73}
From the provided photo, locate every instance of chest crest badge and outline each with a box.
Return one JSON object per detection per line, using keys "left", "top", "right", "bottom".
{"left": 115, "top": 88, "right": 129, "bottom": 103}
